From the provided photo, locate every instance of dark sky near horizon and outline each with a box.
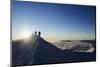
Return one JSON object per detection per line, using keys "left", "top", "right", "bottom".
{"left": 12, "top": 1, "right": 96, "bottom": 42}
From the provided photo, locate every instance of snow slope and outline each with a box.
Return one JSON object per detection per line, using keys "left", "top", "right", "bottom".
{"left": 12, "top": 35, "right": 96, "bottom": 66}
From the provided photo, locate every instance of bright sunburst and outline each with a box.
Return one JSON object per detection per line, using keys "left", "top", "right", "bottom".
{"left": 21, "top": 30, "right": 31, "bottom": 39}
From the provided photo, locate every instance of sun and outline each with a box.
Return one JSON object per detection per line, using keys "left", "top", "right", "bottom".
{"left": 21, "top": 31, "right": 31, "bottom": 39}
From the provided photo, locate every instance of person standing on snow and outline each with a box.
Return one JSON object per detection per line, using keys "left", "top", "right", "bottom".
{"left": 38, "top": 31, "right": 41, "bottom": 37}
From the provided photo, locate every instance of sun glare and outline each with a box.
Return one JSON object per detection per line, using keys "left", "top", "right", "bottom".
{"left": 22, "top": 31, "right": 31, "bottom": 39}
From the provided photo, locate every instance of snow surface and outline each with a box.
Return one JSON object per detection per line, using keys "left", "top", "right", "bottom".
{"left": 12, "top": 35, "right": 96, "bottom": 66}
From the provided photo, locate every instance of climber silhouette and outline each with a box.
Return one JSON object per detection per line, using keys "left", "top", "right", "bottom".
{"left": 35, "top": 31, "right": 37, "bottom": 36}
{"left": 38, "top": 31, "right": 41, "bottom": 37}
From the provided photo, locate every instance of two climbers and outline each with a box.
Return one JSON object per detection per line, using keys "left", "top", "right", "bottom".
{"left": 34, "top": 31, "right": 41, "bottom": 36}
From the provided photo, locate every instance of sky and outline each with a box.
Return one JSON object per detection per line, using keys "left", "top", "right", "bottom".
{"left": 12, "top": 1, "right": 96, "bottom": 42}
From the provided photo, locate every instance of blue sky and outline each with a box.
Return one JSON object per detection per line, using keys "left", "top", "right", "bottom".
{"left": 12, "top": 1, "right": 96, "bottom": 42}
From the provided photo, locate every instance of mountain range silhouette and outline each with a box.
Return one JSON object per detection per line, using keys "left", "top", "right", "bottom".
{"left": 12, "top": 35, "right": 96, "bottom": 66}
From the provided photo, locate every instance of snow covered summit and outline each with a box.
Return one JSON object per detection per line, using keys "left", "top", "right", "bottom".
{"left": 12, "top": 35, "right": 96, "bottom": 66}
